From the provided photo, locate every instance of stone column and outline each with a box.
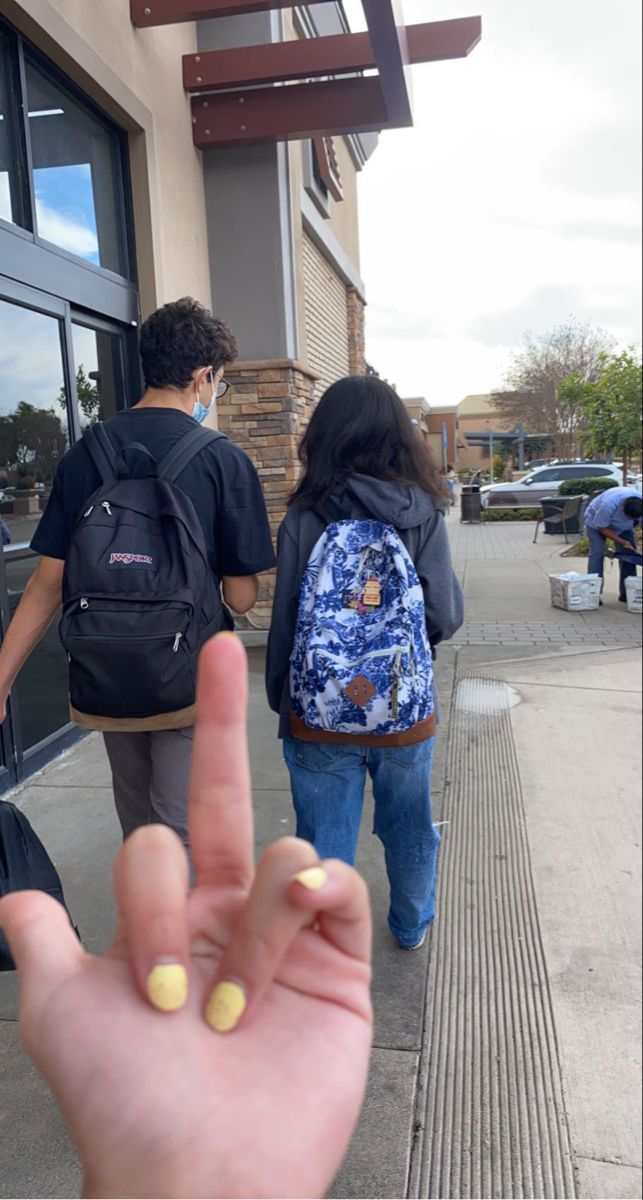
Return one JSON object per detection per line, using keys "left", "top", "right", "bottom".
{"left": 217, "top": 358, "right": 318, "bottom": 628}
{"left": 346, "top": 286, "right": 366, "bottom": 375}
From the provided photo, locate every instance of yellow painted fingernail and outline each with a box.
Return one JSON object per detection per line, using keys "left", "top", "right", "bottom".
{"left": 216, "top": 631, "right": 238, "bottom": 640}
{"left": 293, "top": 866, "right": 328, "bottom": 891}
{"left": 206, "top": 980, "right": 246, "bottom": 1033}
{"left": 146, "top": 963, "right": 188, "bottom": 1013}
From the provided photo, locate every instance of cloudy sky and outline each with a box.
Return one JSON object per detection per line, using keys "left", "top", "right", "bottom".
{"left": 344, "top": 0, "right": 642, "bottom": 405}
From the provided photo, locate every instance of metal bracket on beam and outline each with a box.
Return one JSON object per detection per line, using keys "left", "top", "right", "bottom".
{"left": 361, "top": 0, "right": 412, "bottom": 129}
{"left": 192, "top": 77, "right": 389, "bottom": 149}
{"left": 183, "top": 18, "right": 482, "bottom": 92}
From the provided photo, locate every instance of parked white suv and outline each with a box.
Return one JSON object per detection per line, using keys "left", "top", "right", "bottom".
{"left": 479, "top": 462, "right": 623, "bottom": 509}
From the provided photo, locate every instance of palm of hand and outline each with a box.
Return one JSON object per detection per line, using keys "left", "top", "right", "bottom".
{"left": 22, "top": 874, "right": 371, "bottom": 1200}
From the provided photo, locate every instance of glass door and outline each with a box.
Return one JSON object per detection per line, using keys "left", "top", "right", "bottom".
{"left": 70, "top": 315, "right": 139, "bottom": 427}
{"left": 0, "top": 282, "right": 136, "bottom": 789}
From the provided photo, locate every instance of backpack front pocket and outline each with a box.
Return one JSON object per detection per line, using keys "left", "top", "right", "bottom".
{"left": 61, "top": 602, "right": 194, "bottom": 718}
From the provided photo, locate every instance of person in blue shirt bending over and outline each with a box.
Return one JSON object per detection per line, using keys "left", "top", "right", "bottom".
{"left": 584, "top": 487, "right": 642, "bottom": 602}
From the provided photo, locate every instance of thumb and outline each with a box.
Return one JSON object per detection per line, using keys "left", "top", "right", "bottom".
{"left": 0, "top": 891, "right": 83, "bottom": 1015}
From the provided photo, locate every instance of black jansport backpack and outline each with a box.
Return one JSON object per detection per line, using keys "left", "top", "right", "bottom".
{"left": 0, "top": 800, "right": 77, "bottom": 971}
{"left": 59, "top": 423, "right": 226, "bottom": 722}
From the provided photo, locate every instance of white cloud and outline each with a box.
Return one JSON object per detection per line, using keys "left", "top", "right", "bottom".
{"left": 35, "top": 197, "right": 99, "bottom": 258}
{"left": 0, "top": 302, "right": 68, "bottom": 420}
{"left": 353, "top": 0, "right": 642, "bottom": 404}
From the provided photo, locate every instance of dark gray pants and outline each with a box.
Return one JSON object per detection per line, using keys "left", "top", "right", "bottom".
{"left": 103, "top": 727, "right": 194, "bottom": 848}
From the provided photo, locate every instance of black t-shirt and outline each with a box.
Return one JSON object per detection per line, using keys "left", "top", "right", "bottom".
{"left": 32, "top": 408, "right": 276, "bottom": 579}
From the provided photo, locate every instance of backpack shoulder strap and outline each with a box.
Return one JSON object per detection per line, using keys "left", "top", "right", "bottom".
{"left": 158, "top": 427, "right": 227, "bottom": 484}
{"left": 83, "top": 423, "right": 119, "bottom": 485}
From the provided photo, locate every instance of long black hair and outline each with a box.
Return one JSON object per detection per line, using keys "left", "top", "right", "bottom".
{"left": 290, "top": 375, "right": 447, "bottom": 507}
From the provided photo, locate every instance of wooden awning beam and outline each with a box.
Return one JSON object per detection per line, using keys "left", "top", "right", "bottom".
{"left": 131, "top": 0, "right": 318, "bottom": 25}
{"left": 132, "top": 0, "right": 481, "bottom": 149}
{"left": 183, "top": 18, "right": 482, "bottom": 93}
{"left": 192, "top": 76, "right": 389, "bottom": 148}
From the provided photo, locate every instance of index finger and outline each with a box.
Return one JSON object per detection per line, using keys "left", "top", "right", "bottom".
{"left": 189, "top": 633, "right": 255, "bottom": 891}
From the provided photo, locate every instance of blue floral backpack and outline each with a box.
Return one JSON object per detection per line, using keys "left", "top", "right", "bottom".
{"left": 289, "top": 519, "right": 433, "bottom": 739}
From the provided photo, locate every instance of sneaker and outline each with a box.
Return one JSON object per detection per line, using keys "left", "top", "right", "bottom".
{"left": 397, "top": 930, "right": 426, "bottom": 951}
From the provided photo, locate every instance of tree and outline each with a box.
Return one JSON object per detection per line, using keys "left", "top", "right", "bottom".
{"left": 561, "top": 350, "right": 643, "bottom": 481}
{"left": 491, "top": 319, "right": 615, "bottom": 459}
{"left": 58, "top": 365, "right": 101, "bottom": 428}
{"left": 0, "top": 402, "right": 67, "bottom": 483}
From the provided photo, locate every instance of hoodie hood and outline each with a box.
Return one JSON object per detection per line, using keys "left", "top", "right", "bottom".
{"left": 342, "top": 473, "right": 437, "bottom": 529}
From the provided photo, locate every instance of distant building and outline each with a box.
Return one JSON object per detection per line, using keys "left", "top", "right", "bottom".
{"left": 456, "top": 394, "right": 515, "bottom": 471}
{"left": 402, "top": 399, "right": 458, "bottom": 467}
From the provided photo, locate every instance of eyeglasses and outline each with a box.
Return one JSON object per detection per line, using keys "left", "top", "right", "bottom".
{"left": 207, "top": 372, "right": 230, "bottom": 399}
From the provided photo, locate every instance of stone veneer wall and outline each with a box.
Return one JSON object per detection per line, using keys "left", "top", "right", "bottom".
{"left": 346, "top": 286, "right": 366, "bottom": 375}
{"left": 216, "top": 359, "right": 318, "bottom": 628}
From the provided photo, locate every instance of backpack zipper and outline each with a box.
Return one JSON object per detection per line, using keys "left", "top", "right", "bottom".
{"left": 68, "top": 631, "right": 185, "bottom": 647}
{"left": 321, "top": 644, "right": 408, "bottom": 669}
{"left": 84, "top": 501, "right": 112, "bottom": 518}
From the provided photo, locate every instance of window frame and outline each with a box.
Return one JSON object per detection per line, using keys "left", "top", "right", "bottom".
{"left": 0, "top": 14, "right": 138, "bottom": 303}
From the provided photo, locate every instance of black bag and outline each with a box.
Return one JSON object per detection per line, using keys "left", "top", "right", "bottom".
{"left": 0, "top": 801, "right": 75, "bottom": 972}
{"left": 59, "top": 423, "right": 226, "bottom": 721}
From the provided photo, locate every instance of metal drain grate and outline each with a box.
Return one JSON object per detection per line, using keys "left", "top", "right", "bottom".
{"left": 409, "top": 676, "right": 577, "bottom": 1199}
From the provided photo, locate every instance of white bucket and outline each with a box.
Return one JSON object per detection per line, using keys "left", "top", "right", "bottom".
{"left": 625, "top": 576, "right": 643, "bottom": 613}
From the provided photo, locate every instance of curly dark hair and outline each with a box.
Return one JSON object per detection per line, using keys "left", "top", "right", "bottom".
{"left": 139, "top": 297, "right": 238, "bottom": 390}
{"left": 290, "top": 375, "right": 448, "bottom": 507}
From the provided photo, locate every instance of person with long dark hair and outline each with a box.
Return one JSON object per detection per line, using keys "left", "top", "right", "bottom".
{"left": 266, "top": 375, "right": 464, "bottom": 951}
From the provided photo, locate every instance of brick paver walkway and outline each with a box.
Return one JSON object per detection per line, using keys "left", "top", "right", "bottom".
{"left": 446, "top": 515, "right": 567, "bottom": 564}
{"left": 446, "top": 517, "right": 643, "bottom": 648}
{"left": 452, "top": 618, "right": 642, "bottom": 647}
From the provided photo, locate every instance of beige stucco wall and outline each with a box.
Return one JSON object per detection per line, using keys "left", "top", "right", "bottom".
{"left": 457, "top": 396, "right": 513, "bottom": 470}
{"left": 281, "top": 6, "right": 362, "bottom": 345}
{"left": 326, "top": 136, "right": 361, "bottom": 268}
{"left": 3, "top": 0, "right": 211, "bottom": 317}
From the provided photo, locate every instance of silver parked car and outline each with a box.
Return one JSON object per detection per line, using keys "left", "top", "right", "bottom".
{"left": 479, "top": 462, "right": 623, "bottom": 509}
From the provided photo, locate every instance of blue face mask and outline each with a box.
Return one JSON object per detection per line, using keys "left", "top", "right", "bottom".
{"left": 193, "top": 372, "right": 215, "bottom": 424}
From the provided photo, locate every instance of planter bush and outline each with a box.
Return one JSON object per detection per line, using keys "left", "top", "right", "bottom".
{"left": 558, "top": 477, "right": 619, "bottom": 497}
{"left": 482, "top": 507, "right": 535, "bottom": 522}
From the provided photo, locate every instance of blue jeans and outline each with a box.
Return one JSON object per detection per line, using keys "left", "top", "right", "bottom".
{"left": 283, "top": 737, "right": 440, "bottom": 948}
{"left": 587, "top": 525, "right": 637, "bottom": 598}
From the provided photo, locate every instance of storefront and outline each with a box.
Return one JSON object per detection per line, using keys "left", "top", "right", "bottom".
{"left": 0, "top": 0, "right": 479, "bottom": 789}
{"left": 0, "top": 16, "right": 143, "bottom": 788}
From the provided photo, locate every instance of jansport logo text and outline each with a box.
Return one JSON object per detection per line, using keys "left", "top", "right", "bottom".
{"left": 108, "top": 552, "right": 153, "bottom": 566}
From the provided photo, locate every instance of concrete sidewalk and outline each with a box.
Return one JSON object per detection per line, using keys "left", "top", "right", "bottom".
{"left": 0, "top": 522, "right": 641, "bottom": 1199}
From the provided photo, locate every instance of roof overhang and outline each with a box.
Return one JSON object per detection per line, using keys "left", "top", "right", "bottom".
{"left": 130, "top": 1, "right": 480, "bottom": 149}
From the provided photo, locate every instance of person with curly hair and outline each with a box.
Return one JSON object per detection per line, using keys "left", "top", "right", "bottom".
{"left": 0, "top": 298, "right": 275, "bottom": 849}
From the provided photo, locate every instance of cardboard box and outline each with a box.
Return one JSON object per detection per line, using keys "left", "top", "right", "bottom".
{"left": 550, "top": 572, "right": 601, "bottom": 612}
{"left": 625, "top": 576, "right": 643, "bottom": 613}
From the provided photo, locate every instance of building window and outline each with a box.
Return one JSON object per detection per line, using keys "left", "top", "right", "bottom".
{"left": 0, "top": 17, "right": 133, "bottom": 283}
{"left": 24, "top": 55, "right": 130, "bottom": 276}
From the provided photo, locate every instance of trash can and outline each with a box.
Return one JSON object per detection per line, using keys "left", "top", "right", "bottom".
{"left": 460, "top": 484, "right": 482, "bottom": 524}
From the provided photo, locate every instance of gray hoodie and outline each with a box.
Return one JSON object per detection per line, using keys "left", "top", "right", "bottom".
{"left": 265, "top": 474, "right": 464, "bottom": 738}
